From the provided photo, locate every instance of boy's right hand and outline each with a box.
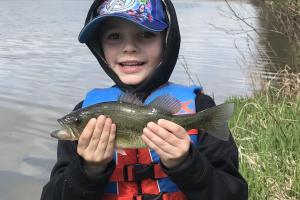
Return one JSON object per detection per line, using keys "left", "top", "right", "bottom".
{"left": 77, "top": 115, "right": 116, "bottom": 176}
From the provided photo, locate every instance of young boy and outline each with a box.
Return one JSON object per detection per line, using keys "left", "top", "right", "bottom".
{"left": 41, "top": 0, "right": 248, "bottom": 199}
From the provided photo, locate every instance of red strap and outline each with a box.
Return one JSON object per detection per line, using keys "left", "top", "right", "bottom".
{"left": 103, "top": 192, "right": 187, "bottom": 200}
{"left": 110, "top": 164, "right": 167, "bottom": 182}
{"left": 187, "top": 129, "right": 198, "bottom": 135}
{"left": 154, "top": 164, "right": 167, "bottom": 178}
{"left": 135, "top": 196, "right": 143, "bottom": 200}
{"left": 110, "top": 166, "right": 125, "bottom": 181}
{"left": 160, "top": 192, "right": 187, "bottom": 200}
{"left": 127, "top": 165, "right": 135, "bottom": 181}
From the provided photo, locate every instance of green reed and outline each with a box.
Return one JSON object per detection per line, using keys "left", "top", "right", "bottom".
{"left": 227, "top": 70, "right": 300, "bottom": 199}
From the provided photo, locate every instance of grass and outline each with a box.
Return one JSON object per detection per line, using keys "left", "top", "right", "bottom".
{"left": 227, "top": 67, "right": 300, "bottom": 199}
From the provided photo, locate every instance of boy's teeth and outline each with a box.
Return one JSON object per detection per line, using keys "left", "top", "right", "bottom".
{"left": 121, "top": 62, "right": 143, "bottom": 66}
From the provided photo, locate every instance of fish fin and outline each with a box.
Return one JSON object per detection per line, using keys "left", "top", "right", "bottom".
{"left": 196, "top": 103, "right": 234, "bottom": 141}
{"left": 147, "top": 95, "right": 181, "bottom": 115}
{"left": 116, "top": 148, "right": 127, "bottom": 156}
{"left": 118, "top": 92, "right": 143, "bottom": 106}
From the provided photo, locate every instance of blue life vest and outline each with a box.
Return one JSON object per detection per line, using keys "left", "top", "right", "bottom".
{"left": 83, "top": 82, "right": 202, "bottom": 199}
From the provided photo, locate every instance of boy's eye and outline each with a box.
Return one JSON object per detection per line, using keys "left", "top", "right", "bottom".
{"left": 107, "top": 33, "right": 121, "bottom": 40}
{"left": 140, "top": 31, "right": 156, "bottom": 38}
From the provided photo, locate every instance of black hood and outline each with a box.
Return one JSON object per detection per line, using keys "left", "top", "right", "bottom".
{"left": 81, "top": 0, "right": 180, "bottom": 100}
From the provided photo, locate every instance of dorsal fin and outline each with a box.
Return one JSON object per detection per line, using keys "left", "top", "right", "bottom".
{"left": 118, "top": 92, "right": 144, "bottom": 106}
{"left": 147, "top": 95, "right": 181, "bottom": 115}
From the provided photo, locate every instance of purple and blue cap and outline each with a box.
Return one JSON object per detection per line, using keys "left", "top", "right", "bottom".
{"left": 79, "top": 0, "right": 169, "bottom": 43}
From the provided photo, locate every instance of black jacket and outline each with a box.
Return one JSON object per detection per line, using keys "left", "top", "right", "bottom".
{"left": 41, "top": 94, "right": 248, "bottom": 200}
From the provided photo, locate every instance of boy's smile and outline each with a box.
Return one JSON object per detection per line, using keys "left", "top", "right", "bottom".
{"left": 100, "top": 18, "right": 164, "bottom": 85}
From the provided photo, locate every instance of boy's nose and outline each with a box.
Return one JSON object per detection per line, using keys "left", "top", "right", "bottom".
{"left": 122, "top": 37, "right": 139, "bottom": 53}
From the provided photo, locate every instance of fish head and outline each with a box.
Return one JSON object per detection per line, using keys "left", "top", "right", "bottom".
{"left": 57, "top": 110, "right": 91, "bottom": 139}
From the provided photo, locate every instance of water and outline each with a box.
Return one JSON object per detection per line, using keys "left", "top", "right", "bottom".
{"left": 0, "top": 0, "right": 294, "bottom": 199}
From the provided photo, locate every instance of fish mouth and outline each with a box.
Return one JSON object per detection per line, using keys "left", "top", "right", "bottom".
{"left": 50, "top": 130, "right": 62, "bottom": 139}
{"left": 57, "top": 119, "right": 76, "bottom": 136}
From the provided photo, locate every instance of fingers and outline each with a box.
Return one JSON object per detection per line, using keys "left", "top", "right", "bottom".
{"left": 144, "top": 122, "right": 176, "bottom": 148}
{"left": 77, "top": 118, "right": 97, "bottom": 152}
{"left": 77, "top": 115, "right": 116, "bottom": 166}
{"left": 86, "top": 115, "right": 106, "bottom": 152}
{"left": 157, "top": 119, "right": 188, "bottom": 139}
{"left": 145, "top": 120, "right": 188, "bottom": 146}
{"left": 142, "top": 127, "right": 175, "bottom": 156}
{"left": 95, "top": 117, "right": 113, "bottom": 154}
{"left": 142, "top": 119, "right": 191, "bottom": 168}
{"left": 103, "top": 123, "right": 116, "bottom": 159}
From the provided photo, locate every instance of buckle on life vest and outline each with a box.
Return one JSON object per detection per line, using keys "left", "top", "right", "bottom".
{"left": 124, "top": 164, "right": 155, "bottom": 182}
{"left": 133, "top": 193, "right": 163, "bottom": 200}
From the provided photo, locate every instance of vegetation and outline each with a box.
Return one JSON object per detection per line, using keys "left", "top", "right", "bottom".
{"left": 228, "top": 67, "right": 300, "bottom": 199}
{"left": 193, "top": 1, "right": 300, "bottom": 198}
{"left": 264, "top": 0, "right": 300, "bottom": 70}
{"left": 236, "top": 3, "right": 300, "bottom": 198}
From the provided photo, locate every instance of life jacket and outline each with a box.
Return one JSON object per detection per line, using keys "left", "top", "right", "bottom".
{"left": 83, "top": 83, "right": 203, "bottom": 200}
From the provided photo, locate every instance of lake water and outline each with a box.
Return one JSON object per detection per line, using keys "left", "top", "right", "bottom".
{"left": 0, "top": 0, "right": 294, "bottom": 199}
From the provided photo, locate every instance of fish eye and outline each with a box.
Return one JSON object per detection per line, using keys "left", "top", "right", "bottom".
{"left": 74, "top": 117, "right": 81, "bottom": 124}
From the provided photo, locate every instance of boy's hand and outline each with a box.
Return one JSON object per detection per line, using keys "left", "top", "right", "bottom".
{"left": 77, "top": 115, "right": 116, "bottom": 176}
{"left": 142, "top": 119, "right": 191, "bottom": 169}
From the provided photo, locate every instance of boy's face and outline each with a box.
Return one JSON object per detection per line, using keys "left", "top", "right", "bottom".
{"left": 100, "top": 18, "right": 164, "bottom": 85}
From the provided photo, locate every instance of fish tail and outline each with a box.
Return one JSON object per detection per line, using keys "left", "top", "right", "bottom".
{"left": 193, "top": 103, "right": 234, "bottom": 141}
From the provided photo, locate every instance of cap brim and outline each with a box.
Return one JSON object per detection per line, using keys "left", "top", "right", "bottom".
{"left": 78, "top": 14, "right": 168, "bottom": 43}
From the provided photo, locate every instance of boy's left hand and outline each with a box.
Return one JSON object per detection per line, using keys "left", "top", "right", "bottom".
{"left": 142, "top": 119, "right": 191, "bottom": 169}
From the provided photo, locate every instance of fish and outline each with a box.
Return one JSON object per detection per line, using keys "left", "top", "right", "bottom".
{"left": 51, "top": 93, "right": 234, "bottom": 148}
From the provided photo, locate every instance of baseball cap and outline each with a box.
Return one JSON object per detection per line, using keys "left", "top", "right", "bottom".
{"left": 79, "top": 0, "right": 169, "bottom": 43}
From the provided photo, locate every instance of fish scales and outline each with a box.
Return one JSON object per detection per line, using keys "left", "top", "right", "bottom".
{"left": 101, "top": 102, "right": 162, "bottom": 133}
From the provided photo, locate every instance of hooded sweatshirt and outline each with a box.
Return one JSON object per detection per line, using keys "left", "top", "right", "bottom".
{"left": 83, "top": 0, "right": 180, "bottom": 100}
{"left": 41, "top": 0, "right": 248, "bottom": 199}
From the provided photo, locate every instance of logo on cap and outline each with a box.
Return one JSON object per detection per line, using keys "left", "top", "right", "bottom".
{"left": 97, "top": 0, "right": 153, "bottom": 23}
{"left": 105, "top": 0, "right": 135, "bottom": 12}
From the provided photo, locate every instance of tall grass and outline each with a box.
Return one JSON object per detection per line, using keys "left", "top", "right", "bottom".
{"left": 227, "top": 67, "right": 300, "bottom": 199}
